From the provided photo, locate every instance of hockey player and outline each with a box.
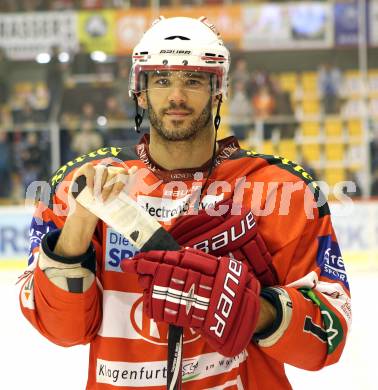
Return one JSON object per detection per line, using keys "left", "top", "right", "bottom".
{"left": 19, "top": 17, "right": 351, "bottom": 389}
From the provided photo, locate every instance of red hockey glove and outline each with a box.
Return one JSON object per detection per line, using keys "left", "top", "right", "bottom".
{"left": 169, "top": 199, "right": 278, "bottom": 287}
{"left": 121, "top": 248, "right": 261, "bottom": 357}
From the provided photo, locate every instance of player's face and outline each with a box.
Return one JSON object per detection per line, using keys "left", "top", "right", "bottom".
{"left": 143, "top": 71, "right": 213, "bottom": 141}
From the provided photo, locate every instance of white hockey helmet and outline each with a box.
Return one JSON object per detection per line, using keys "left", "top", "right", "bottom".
{"left": 129, "top": 16, "right": 230, "bottom": 99}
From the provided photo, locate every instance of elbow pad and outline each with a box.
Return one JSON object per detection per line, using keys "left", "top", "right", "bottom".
{"left": 38, "top": 230, "right": 96, "bottom": 293}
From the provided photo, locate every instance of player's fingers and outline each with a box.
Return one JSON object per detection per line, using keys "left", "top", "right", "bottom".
{"left": 108, "top": 166, "right": 129, "bottom": 177}
{"left": 107, "top": 167, "right": 130, "bottom": 190}
{"left": 101, "top": 173, "right": 119, "bottom": 201}
{"left": 121, "top": 259, "right": 138, "bottom": 273}
{"left": 103, "top": 179, "right": 126, "bottom": 202}
{"left": 134, "top": 251, "right": 166, "bottom": 263}
{"left": 138, "top": 274, "right": 153, "bottom": 290}
{"left": 84, "top": 163, "right": 96, "bottom": 191}
{"left": 71, "top": 163, "right": 95, "bottom": 194}
{"left": 68, "top": 163, "right": 97, "bottom": 216}
{"left": 102, "top": 167, "right": 129, "bottom": 202}
{"left": 135, "top": 259, "right": 160, "bottom": 275}
{"left": 93, "top": 164, "right": 108, "bottom": 200}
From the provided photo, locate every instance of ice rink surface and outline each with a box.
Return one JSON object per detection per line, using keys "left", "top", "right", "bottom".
{"left": 1, "top": 265, "right": 376, "bottom": 390}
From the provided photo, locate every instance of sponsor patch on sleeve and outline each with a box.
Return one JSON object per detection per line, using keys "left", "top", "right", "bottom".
{"left": 28, "top": 218, "right": 57, "bottom": 265}
{"left": 105, "top": 227, "right": 139, "bottom": 272}
{"left": 316, "top": 236, "right": 349, "bottom": 290}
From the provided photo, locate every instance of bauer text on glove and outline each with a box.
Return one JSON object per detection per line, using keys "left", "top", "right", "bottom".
{"left": 122, "top": 248, "right": 261, "bottom": 357}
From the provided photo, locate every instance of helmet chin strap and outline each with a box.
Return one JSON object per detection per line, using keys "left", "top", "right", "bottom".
{"left": 206, "top": 77, "right": 222, "bottom": 180}
{"left": 133, "top": 94, "right": 145, "bottom": 133}
{"left": 196, "top": 94, "right": 222, "bottom": 207}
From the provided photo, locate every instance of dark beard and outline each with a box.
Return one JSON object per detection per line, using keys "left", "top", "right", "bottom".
{"left": 147, "top": 96, "right": 212, "bottom": 141}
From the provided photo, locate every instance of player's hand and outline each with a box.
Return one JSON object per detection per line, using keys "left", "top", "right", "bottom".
{"left": 168, "top": 198, "right": 278, "bottom": 287}
{"left": 53, "top": 163, "right": 136, "bottom": 258}
{"left": 69, "top": 163, "right": 134, "bottom": 220}
{"left": 121, "top": 248, "right": 261, "bottom": 357}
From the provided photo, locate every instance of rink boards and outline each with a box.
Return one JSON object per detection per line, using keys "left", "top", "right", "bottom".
{"left": 1, "top": 201, "right": 377, "bottom": 269}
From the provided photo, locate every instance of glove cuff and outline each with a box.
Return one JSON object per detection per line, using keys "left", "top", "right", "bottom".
{"left": 253, "top": 287, "right": 293, "bottom": 348}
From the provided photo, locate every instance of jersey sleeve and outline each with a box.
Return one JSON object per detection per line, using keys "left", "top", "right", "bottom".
{"left": 18, "top": 167, "right": 103, "bottom": 347}
{"left": 254, "top": 180, "right": 351, "bottom": 371}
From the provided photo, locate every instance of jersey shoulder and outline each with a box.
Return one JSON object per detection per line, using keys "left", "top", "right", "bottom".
{"left": 230, "top": 148, "right": 314, "bottom": 182}
{"left": 49, "top": 146, "right": 138, "bottom": 190}
{"left": 230, "top": 148, "right": 330, "bottom": 218}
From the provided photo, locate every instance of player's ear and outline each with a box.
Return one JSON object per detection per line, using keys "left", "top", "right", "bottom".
{"left": 137, "top": 91, "right": 148, "bottom": 110}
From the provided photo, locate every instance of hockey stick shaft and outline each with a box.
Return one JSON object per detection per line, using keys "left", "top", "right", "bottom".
{"left": 73, "top": 175, "right": 183, "bottom": 390}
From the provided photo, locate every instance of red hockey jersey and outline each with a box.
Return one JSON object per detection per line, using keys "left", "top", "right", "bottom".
{"left": 19, "top": 136, "right": 351, "bottom": 389}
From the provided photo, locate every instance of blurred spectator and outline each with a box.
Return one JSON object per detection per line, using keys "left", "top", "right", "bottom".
{"left": 318, "top": 63, "right": 342, "bottom": 115}
{"left": 43, "top": 0, "right": 65, "bottom": 10}
{"left": 0, "top": 131, "right": 12, "bottom": 198}
{"left": 250, "top": 69, "right": 272, "bottom": 98}
{"left": 130, "top": 0, "right": 148, "bottom": 7}
{"left": 46, "top": 45, "right": 64, "bottom": 116}
{"left": 271, "top": 76, "right": 296, "bottom": 138}
{"left": 103, "top": 95, "right": 128, "bottom": 146}
{"left": 80, "top": 102, "right": 97, "bottom": 125}
{"left": 14, "top": 100, "right": 36, "bottom": 125}
{"left": 29, "top": 83, "right": 50, "bottom": 111}
{"left": 370, "top": 131, "right": 378, "bottom": 172}
{"left": 71, "top": 43, "right": 96, "bottom": 75}
{"left": 252, "top": 86, "right": 276, "bottom": 140}
{"left": 342, "top": 169, "right": 362, "bottom": 198}
{"left": 230, "top": 58, "right": 251, "bottom": 95}
{"left": 20, "top": 132, "right": 44, "bottom": 193}
{"left": 71, "top": 121, "right": 103, "bottom": 155}
{"left": 0, "top": 49, "right": 10, "bottom": 105}
{"left": 272, "top": 77, "right": 294, "bottom": 117}
{"left": 371, "top": 169, "right": 378, "bottom": 196}
{"left": 81, "top": 0, "right": 104, "bottom": 9}
{"left": 114, "top": 60, "right": 134, "bottom": 118}
{"left": 229, "top": 81, "right": 253, "bottom": 141}
{"left": 59, "top": 113, "right": 78, "bottom": 163}
{"left": 252, "top": 86, "right": 276, "bottom": 119}
{"left": 104, "top": 96, "right": 127, "bottom": 122}
{"left": 0, "top": 105, "right": 13, "bottom": 129}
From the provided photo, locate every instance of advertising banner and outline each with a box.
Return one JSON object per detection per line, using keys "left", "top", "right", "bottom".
{"left": 77, "top": 10, "right": 116, "bottom": 54}
{"left": 334, "top": 2, "right": 359, "bottom": 46}
{"left": 370, "top": 0, "right": 378, "bottom": 46}
{"left": 242, "top": 4, "right": 290, "bottom": 50}
{"left": 115, "top": 5, "right": 242, "bottom": 55}
{"left": 242, "top": 2, "right": 333, "bottom": 51}
{"left": 0, "top": 207, "right": 33, "bottom": 262}
{"left": 158, "top": 5, "right": 242, "bottom": 50}
{"left": 288, "top": 2, "right": 333, "bottom": 48}
{"left": 115, "top": 9, "right": 152, "bottom": 56}
{"left": 1, "top": 202, "right": 377, "bottom": 265}
{"left": 330, "top": 201, "right": 378, "bottom": 252}
{"left": 0, "top": 11, "right": 78, "bottom": 60}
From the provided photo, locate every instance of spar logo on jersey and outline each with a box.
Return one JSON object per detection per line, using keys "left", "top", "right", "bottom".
{"left": 105, "top": 227, "right": 139, "bottom": 272}
{"left": 130, "top": 296, "right": 201, "bottom": 345}
{"left": 316, "top": 236, "right": 349, "bottom": 290}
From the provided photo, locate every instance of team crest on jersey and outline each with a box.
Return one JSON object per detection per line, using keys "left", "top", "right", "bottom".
{"left": 105, "top": 227, "right": 139, "bottom": 272}
{"left": 316, "top": 236, "right": 349, "bottom": 290}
